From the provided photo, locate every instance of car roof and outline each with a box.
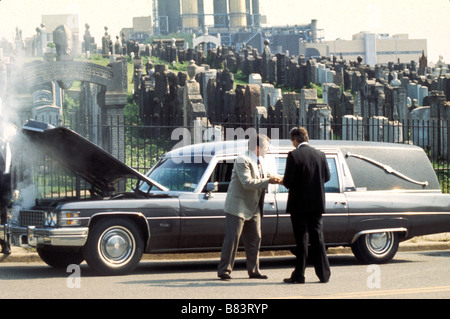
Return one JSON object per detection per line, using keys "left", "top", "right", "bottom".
{"left": 165, "top": 139, "right": 424, "bottom": 157}
{"left": 164, "top": 139, "right": 440, "bottom": 191}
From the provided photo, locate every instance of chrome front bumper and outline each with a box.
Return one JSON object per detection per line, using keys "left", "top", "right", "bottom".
{"left": 0, "top": 224, "right": 88, "bottom": 248}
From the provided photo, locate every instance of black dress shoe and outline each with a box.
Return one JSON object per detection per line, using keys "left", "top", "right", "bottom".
{"left": 1, "top": 242, "right": 11, "bottom": 255}
{"left": 218, "top": 274, "right": 231, "bottom": 281}
{"left": 249, "top": 273, "right": 268, "bottom": 279}
{"left": 283, "top": 277, "right": 305, "bottom": 284}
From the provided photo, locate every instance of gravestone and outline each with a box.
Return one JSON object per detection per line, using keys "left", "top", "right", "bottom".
{"left": 341, "top": 91, "right": 355, "bottom": 116}
{"left": 244, "top": 84, "right": 261, "bottom": 119}
{"left": 268, "top": 57, "right": 277, "bottom": 84}
{"left": 368, "top": 116, "right": 389, "bottom": 142}
{"left": 306, "top": 59, "right": 317, "bottom": 85}
{"left": 300, "top": 88, "right": 318, "bottom": 125}
{"left": 342, "top": 115, "right": 364, "bottom": 140}
{"left": 410, "top": 106, "right": 430, "bottom": 148}
{"left": 276, "top": 53, "right": 286, "bottom": 85}
{"left": 261, "top": 40, "right": 271, "bottom": 82}
{"left": 307, "top": 104, "right": 332, "bottom": 140}
{"left": 282, "top": 92, "right": 300, "bottom": 137}
{"left": 254, "top": 106, "right": 268, "bottom": 128}
{"left": 202, "top": 69, "right": 217, "bottom": 112}
{"left": 183, "top": 74, "right": 205, "bottom": 127}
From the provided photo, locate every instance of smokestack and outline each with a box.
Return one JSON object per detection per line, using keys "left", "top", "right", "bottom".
{"left": 160, "top": 0, "right": 181, "bottom": 34}
{"left": 197, "top": 0, "right": 205, "bottom": 29}
{"left": 182, "top": 0, "right": 199, "bottom": 29}
{"left": 214, "top": 0, "right": 228, "bottom": 28}
{"left": 311, "top": 19, "right": 319, "bottom": 43}
{"left": 252, "top": 0, "right": 261, "bottom": 27}
{"left": 245, "top": 0, "right": 251, "bottom": 26}
{"left": 229, "top": 0, "right": 246, "bottom": 30}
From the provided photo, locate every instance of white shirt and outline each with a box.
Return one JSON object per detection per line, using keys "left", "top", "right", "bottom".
{"left": 298, "top": 142, "right": 308, "bottom": 148}
{"left": 248, "top": 151, "right": 264, "bottom": 178}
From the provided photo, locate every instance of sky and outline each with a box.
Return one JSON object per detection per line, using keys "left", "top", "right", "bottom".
{"left": 0, "top": 0, "right": 449, "bottom": 63}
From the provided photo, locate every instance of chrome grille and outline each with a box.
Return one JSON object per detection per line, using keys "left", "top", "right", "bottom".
{"left": 19, "top": 210, "right": 46, "bottom": 227}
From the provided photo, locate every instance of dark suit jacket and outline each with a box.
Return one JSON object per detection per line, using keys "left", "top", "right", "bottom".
{"left": 282, "top": 144, "right": 330, "bottom": 215}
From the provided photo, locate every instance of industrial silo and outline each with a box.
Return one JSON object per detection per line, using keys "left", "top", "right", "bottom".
{"left": 182, "top": 0, "right": 199, "bottom": 29}
{"left": 310, "top": 19, "right": 319, "bottom": 43}
{"left": 229, "top": 0, "right": 246, "bottom": 29}
{"left": 245, "top": 0, "right": 251, "bottom": 26}
{"left": 160, "top": 0, "right": 181, "bottom": 34}
{"left": 252, "top": 0, "right": 261, "bottom": 27}
{"left": 213, "top": 0, "right": 228, "bottom": 28}
{"left": 197, "top": 0, "right": 205, "bottom": 29}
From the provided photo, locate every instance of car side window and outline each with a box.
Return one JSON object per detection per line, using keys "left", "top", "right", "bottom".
{"left": 145, "top": 158, "right": 209, "bottom": 192}
{"left": 207, "top": 160, "right": 235, "bottom": 192}
{"left": 275, "top": 157, "right": 340, "bottom": 193}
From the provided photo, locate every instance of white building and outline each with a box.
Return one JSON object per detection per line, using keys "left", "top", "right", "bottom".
{"left": 300, "top": 32, "right": 427, "bottom": 66}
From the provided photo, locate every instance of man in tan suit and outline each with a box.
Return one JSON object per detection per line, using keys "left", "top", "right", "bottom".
{"left": 218, "top": 134, "right": 281, "bottom": 280}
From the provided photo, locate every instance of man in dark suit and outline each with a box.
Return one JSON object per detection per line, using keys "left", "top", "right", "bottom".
{"left": 1, "top": 119, "right": 19, "bottom": 255}
{"left": 282, "top": 127, "right": 331, "bottom": 283}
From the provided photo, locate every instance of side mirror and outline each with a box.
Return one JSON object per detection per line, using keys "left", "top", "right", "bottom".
{"left": 205, "top": 182, "right": 218, "bottom": 192}
{"left": 204, "top": 182, "right": 218, "bottom": 199}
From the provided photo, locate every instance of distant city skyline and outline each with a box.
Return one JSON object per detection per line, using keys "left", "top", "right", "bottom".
{"left": 0, "top": 0, "right": 449, "bottom": 63}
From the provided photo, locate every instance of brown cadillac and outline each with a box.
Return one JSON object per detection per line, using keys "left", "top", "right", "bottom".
{"left": 1, "top": 120, "right": 449, "bottom": 275}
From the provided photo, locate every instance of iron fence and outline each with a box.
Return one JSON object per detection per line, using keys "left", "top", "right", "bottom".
{"left": 22, "top": 115, "right": 450, "bottom": 200}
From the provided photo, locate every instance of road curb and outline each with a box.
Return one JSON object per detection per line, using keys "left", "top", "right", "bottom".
{"left": 2, "top": 238, "right": 450, "bottom": 264}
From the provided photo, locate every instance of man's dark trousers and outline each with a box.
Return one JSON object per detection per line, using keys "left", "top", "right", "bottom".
{"left": 290, "top": 212, "right": 330, "bottom": 283}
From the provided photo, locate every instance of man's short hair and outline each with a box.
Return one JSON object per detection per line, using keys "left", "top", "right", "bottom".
{"left": 290, "top": 127, "right": 309, "bottom": 143}
{"left": 248, "top": 134, "right": 269, "bottom": 151}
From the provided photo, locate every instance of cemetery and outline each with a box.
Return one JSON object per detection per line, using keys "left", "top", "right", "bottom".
{"left": 0, "top": 18, "right": 449, "bottom": 196}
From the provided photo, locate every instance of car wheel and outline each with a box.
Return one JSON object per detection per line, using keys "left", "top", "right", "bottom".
{"left": 83, "top": 217, "right": 144, "bottom": 276}
{"left": 37, "top": 247, "right": 84, "bottom": 268}
{"left": 351, "top": 231, "right": 399, "bottom": 264}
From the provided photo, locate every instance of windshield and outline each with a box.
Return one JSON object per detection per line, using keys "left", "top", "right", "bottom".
{"left": 140, "top": 157, "right": 209, "bottom": 192}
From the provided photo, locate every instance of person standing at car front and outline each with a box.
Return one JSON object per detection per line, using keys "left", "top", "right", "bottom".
{"left": 218, "top": 134, "right": 281, "bottom": 280}
{"left": 0, "top": 117, "right": 19, "bottom": 255}
{"left": 282, "top": 127, "right": 331, "bottom": 284}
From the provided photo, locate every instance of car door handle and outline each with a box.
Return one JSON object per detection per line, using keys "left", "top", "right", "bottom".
{"left": 335, "top": 201, "right": 347, "bottom": 207}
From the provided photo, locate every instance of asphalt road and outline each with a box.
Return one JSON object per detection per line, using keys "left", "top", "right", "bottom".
{"left": 1, "top": 250, "right": 450, "bottom": 302}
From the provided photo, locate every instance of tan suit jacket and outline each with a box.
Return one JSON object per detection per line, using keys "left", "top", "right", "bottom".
{"left": 224, "top": 151, "right": 270, "bottom": 220}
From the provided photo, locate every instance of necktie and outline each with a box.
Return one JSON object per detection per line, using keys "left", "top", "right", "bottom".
{"left": 257, "top": 158, "right": 264, "bottom": 178}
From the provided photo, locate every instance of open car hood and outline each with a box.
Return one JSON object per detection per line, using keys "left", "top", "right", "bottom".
{"left": 22, "top": 120, "right": 168, "bottom": 195}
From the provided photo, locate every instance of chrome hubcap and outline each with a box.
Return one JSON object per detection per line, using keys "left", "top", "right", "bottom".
{"left": 366, "top": 232, "right": 393, "bottom": 256}
{"left": 99, "top": 226, "right": 135, "bottom": 266}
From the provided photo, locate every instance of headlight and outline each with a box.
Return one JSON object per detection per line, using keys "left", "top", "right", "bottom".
{"left": 7, "top": 204, "right": 20, "bottom": 225}
{"left": 44, "top": 212, "right": 58, "bottom": 227}
{"left": 58, "top": 211, "right": 81, "bottom": 226}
